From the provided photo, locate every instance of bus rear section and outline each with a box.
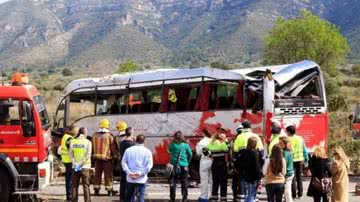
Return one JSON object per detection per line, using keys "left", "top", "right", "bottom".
{"left": 234, "top": 60, "right": 328, "bottom": 151}
{"left": 0, "top": 75, "right": 52, "bottom": 200}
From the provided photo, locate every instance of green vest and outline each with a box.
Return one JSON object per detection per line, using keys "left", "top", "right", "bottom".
{"left": 61, "top": 134, "right": 73, "bottom": 163}
{"left": 289, "top": 135, "right": 304, "bottom": 162}
{"left": 207, "top": 140, "right": 228, "bottom": 152}
{"left": 268, "top": 134, "right": 280, "bottom": 156}
{"left": 71, "top": 136, "right": 91, "bottom": 168}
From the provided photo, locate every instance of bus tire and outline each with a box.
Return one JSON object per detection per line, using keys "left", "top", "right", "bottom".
{"left": 0, "top": 167, "right": 12, "bottom": 202}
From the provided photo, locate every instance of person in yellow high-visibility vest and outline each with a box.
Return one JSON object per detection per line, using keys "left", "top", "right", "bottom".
{"left": 208, "top": 131, "right": 229, "bottom": 202}
{"left": 268, "top": 123, "right": 283, "bottom": 157}
{"left": 60, "top": 125, "right": 79, "bottom": 201}
{"left": 286, "top": 125, "right": 309, "bottom": 199}
{"left": 69, "top": 127, "right": 92, "bottom": 202}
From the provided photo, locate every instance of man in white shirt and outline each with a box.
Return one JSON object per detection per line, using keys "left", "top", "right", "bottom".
{"left": 121, "top": 134, "right": 153, "bottom": 202}
{"left": 196, "top": 128, "right": 213, "bottom": 202}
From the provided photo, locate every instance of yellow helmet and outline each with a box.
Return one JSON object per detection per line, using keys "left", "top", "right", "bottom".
{"left": 116, "top": 121, "right": 128, "bottom": 132}
{"left": 99, "top": 119, "right": 110, "bottom": 129}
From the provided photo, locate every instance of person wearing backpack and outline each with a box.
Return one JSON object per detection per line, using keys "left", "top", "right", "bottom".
{"left": 307, "top": 146, "right": 332, "bottom": 202}
{"left": 167, "top": 131, "right": 193, "bottom": 202}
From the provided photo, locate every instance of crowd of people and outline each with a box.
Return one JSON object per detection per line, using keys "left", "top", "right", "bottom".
{"left": 58, "top": 119, "right": 153, "bottom": 202}
{"left": 58, "top": 119, "right": 351, "bottom": 202}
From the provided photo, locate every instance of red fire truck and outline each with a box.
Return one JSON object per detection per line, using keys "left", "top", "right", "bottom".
{"left": 0, "top": 73, "right": 52, "bottom": 201}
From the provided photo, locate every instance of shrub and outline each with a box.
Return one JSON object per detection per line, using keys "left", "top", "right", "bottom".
{"left": 210, "top": 61, "right": 230, "bottom": 70}
{"left": 115, "top": 60, "right": 138, "bottom": 73}
{"left": 62, "top": 68, "right": 73, "bottom": 76}
{"left": 352, "top": 65, "right": 360, "bottom": 75}
{"left": 328, "top": 94, "right": 349, "bottom": 112}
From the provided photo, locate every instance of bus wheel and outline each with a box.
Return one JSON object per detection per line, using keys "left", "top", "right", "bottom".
{"left": 0, "top": 167, "right": 11, "bottom": 202}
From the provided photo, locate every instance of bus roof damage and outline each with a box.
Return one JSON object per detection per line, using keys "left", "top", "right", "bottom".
{"left": 232, "top": 60, "right": 324, "bottom": 98}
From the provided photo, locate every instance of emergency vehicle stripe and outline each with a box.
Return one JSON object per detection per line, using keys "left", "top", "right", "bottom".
{"left": 0, "top": 148, "right": 38, "bottom": 153}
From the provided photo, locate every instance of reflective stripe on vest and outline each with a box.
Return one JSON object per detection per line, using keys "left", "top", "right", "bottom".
{"left": 290, "top": 135, "right": 304, "bottom": 162}
{"left": 72, "top": 137, "right": 91, "bottom": 168}
{"left": 61, "top": 134, "right": 73, "bottom": 163}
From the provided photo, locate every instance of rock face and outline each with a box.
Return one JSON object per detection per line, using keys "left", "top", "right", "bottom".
{"left": 0, "top": 0, "right": 359, "bottom": 70}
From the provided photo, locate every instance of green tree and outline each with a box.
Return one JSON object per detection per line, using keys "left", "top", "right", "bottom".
{"left": 116, "top": 60, "right": 138, "bottom": 73}
{"left": 264, "top": 10, "right": 350, "bottom": 76}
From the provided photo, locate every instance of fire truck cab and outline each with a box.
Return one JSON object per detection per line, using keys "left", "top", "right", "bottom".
{"left": 0, "top": 73, "right": 52, "bottom": 201}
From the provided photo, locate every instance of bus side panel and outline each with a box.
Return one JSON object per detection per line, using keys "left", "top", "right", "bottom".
{"left": 74, "top": 110, "right": 264, "bottom": 165}
{"left": 273, "top": 113, "right": 328, "bottom": 151}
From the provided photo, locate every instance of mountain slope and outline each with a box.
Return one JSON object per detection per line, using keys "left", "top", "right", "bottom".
{"left": 0, "top": 0, "right": 359, "bottom": 70}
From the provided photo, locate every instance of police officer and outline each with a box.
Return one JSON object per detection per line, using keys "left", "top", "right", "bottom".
{"left": 69, "top": 127, "right": 92, "bottom": 202}
{"left": 60, "top": 125, "right": 79, "bottom": 201}
{"left": 92, "top": 119, "right": 118, "bottom": 196}
{"left": 286, "top": 125, "right": 309, "bottom": 199}
{"left": 208, "top": 130, "right": 229, "bottom": 202}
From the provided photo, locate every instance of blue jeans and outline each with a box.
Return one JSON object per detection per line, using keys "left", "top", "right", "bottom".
{"left": 245, "top": 181, "right": 258, "bottom": 202}
{"left": 125, "top": 183, "right": 146, "bottom": 202}
{"left": 64, "top": 163, "right": 73, "bottom": 201}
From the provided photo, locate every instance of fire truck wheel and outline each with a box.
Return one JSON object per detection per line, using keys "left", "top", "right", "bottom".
{"left": 0, "top": 167, "right": 12, "bottom": 202}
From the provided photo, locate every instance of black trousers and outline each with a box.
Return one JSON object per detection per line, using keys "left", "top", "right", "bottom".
{"left": 169, "top": 166, "right": 189, "bottom": 201}
{"left": 313, "top": 194, "right": 329, "bottom": 202}
{"left": 120, "top": 171, "right": 127, "bottom": 201}
{"left": 64, "top": 163, "right": 73, "bottom": 201}
{"left": 292, "top": 161, "right": 303, "bottom": 198}
{"left": 211, "top": 157, "right": 227, "bottom": 200}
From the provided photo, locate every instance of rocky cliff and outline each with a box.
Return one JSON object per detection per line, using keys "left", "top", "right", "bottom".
{"left": 0, "top": 0, "right": 359, "bottom": 70}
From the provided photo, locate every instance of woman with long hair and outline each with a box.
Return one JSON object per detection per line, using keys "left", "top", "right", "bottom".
{"left": 238, "top": 137, "right": 262, "bottom": 202}
{"left": 167, "top": 131, "right": 193, "bottom": 202}
{"left": 331, "top": 147, "right": 349, "bottom": 202}
{"left": 307, "top": 146, "right": 332, "bottom": 202}
{"left": 263, "top": 145, "right": 286, "bottom": 202}
{"left": 279, "top": 136, "right": 294, "bottom": 202}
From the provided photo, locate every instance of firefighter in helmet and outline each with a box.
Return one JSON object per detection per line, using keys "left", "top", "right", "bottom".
{"left": 92, "top": 119, "right": 118, "bottom": 196}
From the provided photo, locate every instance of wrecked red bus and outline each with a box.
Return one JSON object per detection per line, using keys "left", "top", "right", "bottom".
{"left": 54, "top": 60, "right": 327, "bottom": 169}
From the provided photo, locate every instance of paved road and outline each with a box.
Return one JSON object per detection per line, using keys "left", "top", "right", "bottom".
{"left": 38, "top": 177, "right": 360, "bottom": 202}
